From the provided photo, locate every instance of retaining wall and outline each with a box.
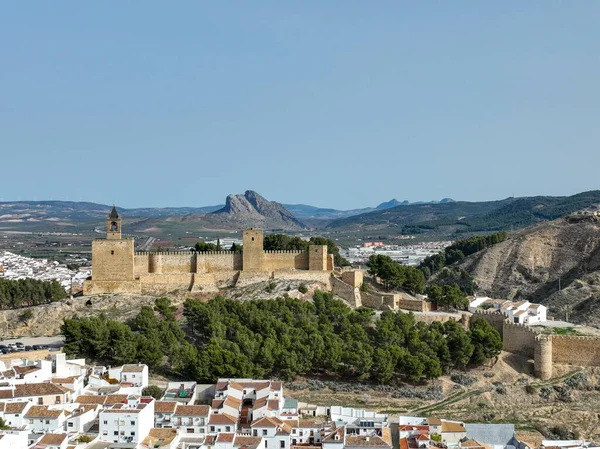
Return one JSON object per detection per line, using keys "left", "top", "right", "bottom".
{"left": 552, "top": 336, "right": 600, "bottom": 366}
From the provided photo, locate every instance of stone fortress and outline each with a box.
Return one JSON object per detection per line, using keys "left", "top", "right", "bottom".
{"left": 83, "top": 207, "right": 333, "bottom": 295}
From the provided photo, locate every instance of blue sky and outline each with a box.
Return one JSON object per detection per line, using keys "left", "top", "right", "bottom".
{"left": 1, "top": 2, "right": 599, "bottom": 209}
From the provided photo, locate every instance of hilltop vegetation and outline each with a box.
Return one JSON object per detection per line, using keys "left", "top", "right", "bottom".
{"left": 326, "top": 191, "right": 600, "bottom": 238}
{"left": 0, "top": 278, "right": 66, "bottom": 309}
{"left": 61, "top": 293, "right": 501, "bottom": 384}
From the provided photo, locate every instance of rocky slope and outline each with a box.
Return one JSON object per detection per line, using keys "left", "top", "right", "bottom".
{"left": 459, "top": 214, "right": 600, "bottom": 324}
{"left": 167, "top": 190, "right": 308, "bottom": 231}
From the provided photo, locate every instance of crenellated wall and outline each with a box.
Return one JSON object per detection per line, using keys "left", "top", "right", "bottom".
{"left": 552, "top": 336, "right": 600, "bottom": 366}
{"left": 502, "top": 322, "right": 537, "bottom": 357}
{"left": 471, "top": 310, "right": 507, "bottom": 337}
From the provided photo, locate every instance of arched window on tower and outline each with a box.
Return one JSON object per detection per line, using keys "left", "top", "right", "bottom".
{"left": 110, "top": 222, "right": 118, "bottom": 231}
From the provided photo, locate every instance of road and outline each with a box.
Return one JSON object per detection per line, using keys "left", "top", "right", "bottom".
{"left": 0, "top": 335, "right": 64, "bottom": 348}
{"left": 136, "top": 236, "right": 156, "bottom": 252}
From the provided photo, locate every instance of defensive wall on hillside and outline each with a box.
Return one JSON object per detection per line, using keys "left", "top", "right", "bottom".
{"left": 471, "top": 310, "right": 600, "bottom": 380}
{"left": 84, "top": 210, "right": 334, "bottom": 295}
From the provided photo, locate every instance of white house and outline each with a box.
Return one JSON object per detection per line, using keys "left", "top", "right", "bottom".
{"left": 24, "top": 405, "right": 67, "bottom": 434}
{"left": 174, "top": 405, "right": 211, "bottom": 434}
{"left": 208, "top": 413, "right": 238, "bottom": 435}
{"left": 0, "top": 401, "right": 31, "bottom": 428}
{"left": 32, "top": 432, "right": 68, "bottom": 449}
{"left": 0, "top": 429, "right": 28, "bottom": 449}
{"left": 250, "top": 417, "right": 292, "bottom": 449}
{"left": 469, "top": 297, "right": 547, "bottom": 324}
{"left": 99, "top": 395, "right": 155, "bottom": 447}
{"left": 64, "top": 404, "right": 99, "bottom": 433}
{"left": 291, "top": 419, "right": 324, "bottom": 446}
{"left": 154, "top": 401, "right": 178, "bottom": 428}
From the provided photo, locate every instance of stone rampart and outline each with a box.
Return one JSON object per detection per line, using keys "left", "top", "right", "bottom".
{"left": 83, "top": 280, "right": 142, "bottom": 295}
{"left": 398, "top": 295, "right": 430, "bottom": 312}
{"left": 263, "top": 251, "right": 308, "bottom": 270}
{"left": 551, "top": 335, "right": 600, "bottom": 366}
{"left": 331, "top": 276, "right": 361, "bottom": 308}
{"left": 273, "top": 271, "right": 332, "bottom": 286}
{"left": 197, "top": 252, "right": 241, "bottom": 272}
{"left": 501, "top": 322, "right": 537, "bottom": 358}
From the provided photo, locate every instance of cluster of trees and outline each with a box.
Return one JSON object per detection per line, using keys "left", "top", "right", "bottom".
{"left": 263, "top": 234, "right": 350, "bottom": 267}
{"left": 62, "top": 292, "right": 502, "bottom": 385}
{"left": 194, "top": 240, "right": 242, "bottom": 252}
{"left": 0, "top": 278, "right": 66, "bottom": 309}
{"left": 366, "top": 255, "right": 425, "bottom": 295}
{"left": 421, "top": 232, "right": 507, "bottom": 275}
{"left": 425, "top": 285, "right": 469, "bottom": 310}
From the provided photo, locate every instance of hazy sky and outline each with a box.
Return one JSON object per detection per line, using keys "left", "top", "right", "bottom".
{"left": 1, "top": 2, "right": 599, "bottom": 209}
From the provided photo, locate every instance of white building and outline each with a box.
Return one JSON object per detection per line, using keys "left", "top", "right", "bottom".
{"left": 469, "top": 297, "right": 547, "bottom": 324}
{"left": 24, "top": 405, "right": 67, "bottom": 434}
{"left": 173, "top": 405, "right": 211, "bottom": 434}
{"left": 0, "top": 429, "right": 29, "bottom": 449}
{"left": 0, "top": 401, "right": 31, "bottom": 428}
{"left": 99, "top": 395, "right": 155, "bottom": 447}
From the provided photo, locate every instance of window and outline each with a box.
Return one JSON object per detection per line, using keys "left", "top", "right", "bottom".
{"left": 263, "top": 430, "right": 268, "bottom": 436}
{"left": 45, "top": 420, "right": 50, "bottom": 424}
{"left": 55, "top": 396, "right": 61, "bottom": 404}
{"left": 131, "top": 421, "right": 135, "bottom": 425}
{"left": 265, "top": 441, "right": 268, "bottom": 448}
{"left": 103, "top": 421, "right": 108, "bottom": 425}
{"left": 131, "top": 432, "right": 135, "bottom": 436}
{"left": 187, "top": 428, "right": 195, "bottom": 434}
{"left": 38, "top": 398, "right": 43, "bottom": 405}
{"left": 253, "top": 430, "right": 258, "bottom": 437}
{"left": 68, "top": 422, "right": 74, "bottom": 427}
{"left": 103, "top": 431, "right": 108, "bottom": 436}
{"left": 280, "top": 441, "right": 285, "bottom": 448}
{"left": 226, "top": 426, "right": 231, "bottom": 432}
{"left": 114, "top": 431, "right": 118, "bottom": 436}
{"left": 29, "top": 419, "right": 33, "bottom": 424}
{"left": 210, "top": 426, "right": 215, "bottom": 432}
{"left": 111, "top": 250, "right": 115, "bottom": 255}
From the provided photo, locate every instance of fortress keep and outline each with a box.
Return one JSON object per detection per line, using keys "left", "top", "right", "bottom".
{"left": 83, "top": 207, "right": 333, "bottom": 295}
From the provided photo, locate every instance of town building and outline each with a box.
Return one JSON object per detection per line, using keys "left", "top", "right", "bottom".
{"left": 469, "top": 297, "right": 547, "bottom": 324}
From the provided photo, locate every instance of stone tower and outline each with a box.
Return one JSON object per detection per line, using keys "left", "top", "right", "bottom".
{"left": 242, "top": 228, "right": 265, "bottom": 271}
{"left": 106, "top": 205, "right": 122, "bottom": 240}
{"left": 534, "top": 335, "right": 553, "bottom": 380}
{"left": 308, "top": 244, "right": 328, "bottom": 271}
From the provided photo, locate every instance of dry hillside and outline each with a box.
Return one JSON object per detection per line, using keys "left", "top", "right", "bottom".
{"left": 459, "top": 215, "right": 600, "bottom": 324}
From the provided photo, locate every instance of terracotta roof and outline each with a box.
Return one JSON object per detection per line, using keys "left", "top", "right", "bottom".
{"left": 323, "top": 426, "right": 345, "bottom": 443}
{"left": 5, "top": 401, "right": 28, "bottom": 414}
{"left": 399, "top": 425, "right": 429, "bottom": 432}
{"left": 229, "top": 382, "right": 244, "bottom": 391}
{"left": 174, "top": 405, "right": 210, "bottom": 417}
{"left": 205, "top": 436, "right": 216, "bottom": 445}
{"left": 52, "top": 377, "right": 77, "bottom": 383}
{"left": 415, "top": 434, "right": 430, "bottom": 441}
{"left": 14, "top": 365, "right": 41, "bottom": 375}
{"left": 345, "top": 435, "right": 391, "bottom": 447}
{"left": 381, "top": 428, "right": 392, "bottom": 446}
{"left": 216, "top": 381, "right": 229, "bottom": 390}
{"left": 25, "top": 405, "right": 63, "bottom": 419}
{"left": 208, "top": 413, "right": 237, "bottom": 424}
{"left": 428, "top": 418, "right": 442, "bottom": 425}
{"left": 38, "top": 433, "right": 68, "bottom": 445}
{"left": 217, "top": 433, "right": 236, "bottom": 443}
{"left": 122, "top": 364, "right": 146, "bottom": 373}
{"left": 225, "top": 396, "right": 242, "bottom": 409}
{"left": 270, "top": 381, "right": 282, "bottom": 390}
{"left": 461, "top": 439, "right": 490, "bottom": 449}
{"left": 141, "top": 428, "right": 178, "bottom": 448}
{"left": 104, "top": 394, "right": 128, "bottom": 405}
{"left": 296, "top": 420, "right": 325, "bottom": 428}
{"left": 251, "top": 416, "right": 284, "bottom": 428}
{"left": 154, "top": 401, "right": 178, "bottom": 413}
{"left": 234, "top": 436, "right": 263, "bottom": 447}
{"left": 441, "top": 420, "right": 466, "bottom": 433}
{"left": 400, "top": 438, "right": 409, "bottom": 449}
{"left": 11, "top": 383, "right": 69, "bottom": 398}
{"left": 76, "top": 395, "right": 107, "bottom": 405}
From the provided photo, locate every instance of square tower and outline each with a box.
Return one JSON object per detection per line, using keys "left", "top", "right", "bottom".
{"left": 106, "top": 205, "right": 122, "bottom": 240}
{"left": 242, "top": 228, "right": 265, "bottom": 271}
{"left": 308, "top": 245, "right": 328, "bottom": 271}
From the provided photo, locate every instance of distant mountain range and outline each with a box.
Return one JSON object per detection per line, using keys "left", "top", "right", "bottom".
{"left": 2, "top": 191, "right": 599, "bottom": 238}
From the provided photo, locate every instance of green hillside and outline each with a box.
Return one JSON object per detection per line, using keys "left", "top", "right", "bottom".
{"left": 326, "top": 191, "right": 600, "bottom": 237}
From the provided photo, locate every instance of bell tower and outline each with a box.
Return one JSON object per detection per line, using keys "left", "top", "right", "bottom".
{"left": 106, "top": 205, "right": 122, "bottom": 240}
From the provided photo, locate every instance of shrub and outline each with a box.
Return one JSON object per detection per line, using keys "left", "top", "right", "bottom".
{"left": 19, "top": 309, "right": 34, "bottom": 322}
{"left": 451, "top": 373, "right": 477, "bottom": 386}
{"left": 298, "top": 283, "right": 308, "bottom": 294}
{"left": 76, "top": 435, "right": 94, "bottom": 443}
{"left": 492, "top": 381, "right": 506, "bottom": 395}
{"left": 540, "top": 386, "right": 553, "bottom": 400}
{"left": 483, "top": 372, "right": 495, "bottom": 378}
{"left": 554, "top": 385, "right": 572, "bottom": 402}
{"left": 565, "top": 372, "right": 587, "bottom": 389}
{"left": 142, "top": 385, "right": 165, "bottom": 400}
{"left": 265, "top": 281, "right": 277, "bottom": 293}
{"left": 482, "top": 412, "right": 496, "bottom": 421}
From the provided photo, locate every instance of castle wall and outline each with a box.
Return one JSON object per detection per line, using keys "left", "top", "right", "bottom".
{"left": 341, "top": 271, "right": 363, "bottom": 288}
{"left": 134, "top": 254, "right": 149, "bottom": 276}
{"left": 398, "top": 295, "right": 430, "bottom": 312}
{"left": 91, "top": 239, "right": 135, "bottom": 281}
{"left": 263, "top": 251, "right": 308, "bottom": 270}
{"left": 502, "top": 322, "right": 537, "bottom": 358}
{"left": 308, "top": 245, "right": 328, "bottom": 271}
{"left": 331, "top": 276, "right": 361, "bottom": 308}
{"left": 551, "top": 336, "right": 600, "bottom": 366}
{"left": 197, "top": 252, "right": 242, "bottom": 272}
{"left": 534, "top": 336, "right": 553, "bottom": 380}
